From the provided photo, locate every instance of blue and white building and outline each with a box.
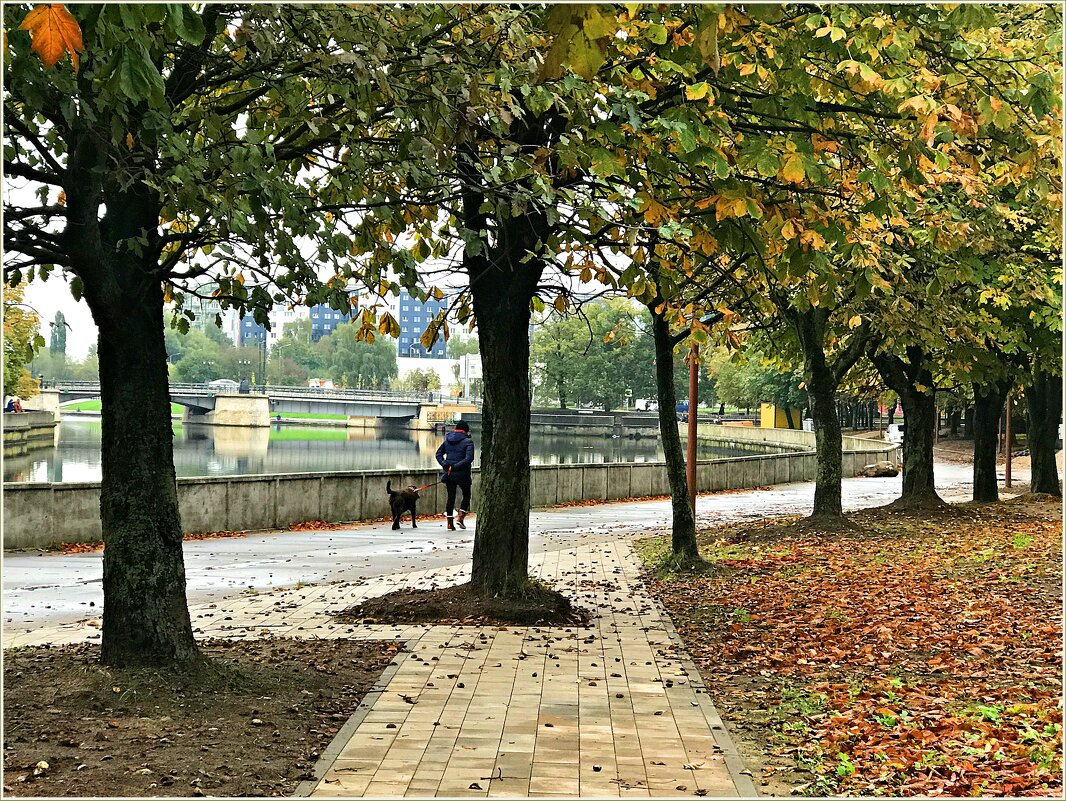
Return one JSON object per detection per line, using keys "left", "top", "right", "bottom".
{"left": 309, "top": 303, "right": 355, "bottom": 342}
{"left": 395, "top": 290, "right": 447, "bottom": 358}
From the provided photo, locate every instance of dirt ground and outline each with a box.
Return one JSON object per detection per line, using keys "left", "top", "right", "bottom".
{"left": 639, "top": 495, "right": 1063, "bottom": 797}
{"left": 3, "top": 638, "right": 396, "bottom": 797}
{"left": 334, "top": 581, "right": 591, "bottom": 627}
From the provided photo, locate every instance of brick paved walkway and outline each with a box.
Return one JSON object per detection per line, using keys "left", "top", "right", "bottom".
{"left": 4, "top": 539, "right": 755, "bottom": 798}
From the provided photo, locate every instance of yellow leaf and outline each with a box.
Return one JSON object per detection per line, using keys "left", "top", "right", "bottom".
{"left": 848, "top": 315, "right": 861, "bottom": 329}
{"left": 919, "top": 113, "right": 937, "bottom": 147}
{"left": 234, "top": 272, "right": 244, "bottom": 285}
{"left": 126, "top": 133, "right": 134, "bottom": 150}
{"left": 20, "top": 3, "right": 83, "bottom": 71}
{"left": 781, "top": 219, "right": 797, "bottom": 239}
{"left": 685, "top": 81, "right": 710, "bottom": 101}
{"left": 779, "top": 154, "right": 805, "bottom": 184}
{"left": 553, "top": 294, "right": 568, "bottom": 313}
{"left": 56, "top": 190, "right": 66, "bottom": 206}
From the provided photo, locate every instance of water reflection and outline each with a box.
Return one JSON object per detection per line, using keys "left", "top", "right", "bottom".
{"left": 4, "top": 418, "right": 750, "bottom": 484}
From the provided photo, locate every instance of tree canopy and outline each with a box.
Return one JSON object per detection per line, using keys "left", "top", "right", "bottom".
{"left": 4, "top": 2, "right": 1060, "bottom": 663}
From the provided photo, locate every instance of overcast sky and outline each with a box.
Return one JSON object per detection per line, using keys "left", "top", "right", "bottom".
{"left": 24, "top": 275, "right": 97, "bottom": 360}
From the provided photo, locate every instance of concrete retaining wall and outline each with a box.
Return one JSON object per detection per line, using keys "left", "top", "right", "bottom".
{"left": 698, "top": 424, "right": 895, "bottom": 453}
{"left": 3, "top": 438, "right": 900, "bottom": 550}
{"left": 2, "top": 410, "right": 59, "bottom": 457}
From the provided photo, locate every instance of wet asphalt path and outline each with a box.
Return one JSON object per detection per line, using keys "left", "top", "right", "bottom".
{"left": 2, "top": 461, "right": 985, "bottom": 628}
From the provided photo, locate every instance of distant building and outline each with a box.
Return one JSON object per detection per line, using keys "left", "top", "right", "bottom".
{"left": 230, "top": 305, "right": 312, "bottom": 349}
{"left": 185, "top": 283, "right": 225, "bottom": 335}
{"left": 309, "top": 302, "right": 354, "bottom": 342}
{"left": 394, "top": 290, "right": 447, "bottom": 358}
{"left": 239, "top": 317, "right": 268, "bottom": 347}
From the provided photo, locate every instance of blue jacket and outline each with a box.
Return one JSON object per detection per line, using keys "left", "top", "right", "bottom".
{"left": 436, "top": 431, "right": 474, "bottom": 479}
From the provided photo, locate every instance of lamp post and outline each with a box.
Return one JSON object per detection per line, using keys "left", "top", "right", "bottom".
{"left": 271, "top": 341, "right": 293, "bottom": 385}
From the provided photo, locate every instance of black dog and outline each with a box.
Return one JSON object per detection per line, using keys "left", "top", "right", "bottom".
{"left": 386, "top": 480, "right": 419, "bottom": 530}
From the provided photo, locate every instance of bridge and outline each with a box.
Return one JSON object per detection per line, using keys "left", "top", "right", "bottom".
{"left": 43, "top": 381, "right": 475, "bottom": 426}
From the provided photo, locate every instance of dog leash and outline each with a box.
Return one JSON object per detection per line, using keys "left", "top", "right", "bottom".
{"left": 412, "top": 479, "right": 443, "bottom": 492}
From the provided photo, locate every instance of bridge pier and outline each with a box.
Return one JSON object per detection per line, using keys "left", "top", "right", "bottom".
{"left": 410, "top": 402, "right": 480, "bottom": 431}
{"left": 183, "top": 394, "right": 271, "bottom": 427}
{"left": 21, "top": 389, "right": 61, "bottom": 423}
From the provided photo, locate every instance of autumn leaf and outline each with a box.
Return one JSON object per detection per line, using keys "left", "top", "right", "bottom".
{"left": 20, "top": 4, "right": 83, "bottom": 72}
{"left": 779, "top": 154, "right": 806, "bottom": 184}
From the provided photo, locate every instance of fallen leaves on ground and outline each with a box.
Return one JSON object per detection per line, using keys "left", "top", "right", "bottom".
{"left": 639, "top": 498, "right": 1062, "bottom": 797}
{"left": 55, "top": 530, "right": 248, "bottom": 554}
{"left": 555, "top": 486, "right": 771, "bottom": 509}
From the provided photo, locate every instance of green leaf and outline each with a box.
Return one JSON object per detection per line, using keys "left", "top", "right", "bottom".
{"left": 755, "top": 151, "right": 780, "bottom": 178}
{"left": 646, "top": 23, "right": 668, "bottom": 45}
{"left": 169, "top": 5, "right": 206, "bottom": 46}
{"left": 70, "top": 276, "right": 84, "bottom": 302}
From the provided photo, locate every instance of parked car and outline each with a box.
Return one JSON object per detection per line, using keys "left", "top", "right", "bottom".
{"left": 885, "top": 423, "right": 905, "bottom": 444}
{"left": 207, "top": 378, "right": 240, "bottom": 392}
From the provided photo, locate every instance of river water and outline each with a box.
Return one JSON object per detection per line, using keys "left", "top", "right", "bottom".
{"left": 6, "top": 418, "right": 756, "bottom": 484}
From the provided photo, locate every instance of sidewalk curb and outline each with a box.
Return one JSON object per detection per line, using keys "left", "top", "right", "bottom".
{"left": 294, "top": 637, "right": 419, "bottom": 797}
{"left": 633, "top": 553, "right": 760, "bottom": 799}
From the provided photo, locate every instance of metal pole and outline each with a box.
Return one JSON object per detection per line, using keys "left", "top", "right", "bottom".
{"left": 687, "top": 345, "right": 698, "bottom": 519}
{"left": 1004, "top": 391, "right": 1012, "bottom": 488}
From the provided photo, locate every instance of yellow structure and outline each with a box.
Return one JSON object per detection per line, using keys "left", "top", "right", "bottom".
{"left": 760, "top": 403, "right": 803, "bottom": 429}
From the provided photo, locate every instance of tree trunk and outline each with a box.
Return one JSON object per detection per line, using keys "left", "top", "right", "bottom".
{"left": 972, "top": 380, "right": 1009, "bottom": 503}
{"left": 470, "top": 275, "right": 538, "bottom": 595}
{"left": 1026, "top": 369, "right": 1062, "bottom": 496}
{"left": 791, "top": 308, "right": 870, "bottom": 521}
{"left": 807, "top": 372, "right": 844, "bottom": 518}
{"left": 649, "top": 310, "right": 698, "bottom": 559}
{"left": 459, "top": 116, "right": 553, "bottom": 595}
{"left": 949, "top": 408, "right": 960, "bottom": 436}
{"left": 870, "top": 347, "right": 943, "bottom": 508}
{"left": 85, "top": 262, "right": 199, "bottom": 667}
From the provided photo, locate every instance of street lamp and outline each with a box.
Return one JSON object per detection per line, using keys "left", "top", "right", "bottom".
{"left": 271, "top": 341, "right": 293, "bottom": 384}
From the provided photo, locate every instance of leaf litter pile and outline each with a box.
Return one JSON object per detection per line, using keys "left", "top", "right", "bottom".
{"left": 638, "top": 496, "right": 1062, "bottom": 797}
{"left": 333, "top": 580, "right": 590, "bottom": 627}
{"left": 3, "top": 638, "right": 396, "bottom": 797}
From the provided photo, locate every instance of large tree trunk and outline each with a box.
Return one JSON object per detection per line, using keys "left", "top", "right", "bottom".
{"left": 807, "top": 370, "right": 844, "bottom": 518}
{"left": 792, "top": 308, "right": 869, "bottom": 520}
{"left": 459, "top": 124, "right": 552, "bottom": 596}
{"left": 470, "top": 271, "right": 538, "bottom": 595}
{"left": 84, "top": 257, "right": 199, "bottom": 667}
{"left": 972, "top": 379, "right": 1010, "bottom": 503}
{"left": 649, "top": 309, "right": 698, "bottom": 560}
{"left": 870, "top": 347, "right": 943, "bottom": 508}
{"left": 1026, "top": 369, "right": 1062, "bottom": 496}
{"left": 65, "top": 133, "right": 200, "bottom": 666}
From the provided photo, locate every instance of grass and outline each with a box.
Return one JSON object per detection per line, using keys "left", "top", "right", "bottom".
{"left": 66, "top": 400, "right": 184, "bottom": 415}
{"left": 275, "top": 411, "right": 347, "bottom": 420}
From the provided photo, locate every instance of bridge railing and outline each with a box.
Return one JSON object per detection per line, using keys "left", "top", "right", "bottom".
{"left": 45, "top": 380, "right": 480, "bottom": 405}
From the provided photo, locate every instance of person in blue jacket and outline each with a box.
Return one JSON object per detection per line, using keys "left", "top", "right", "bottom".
{"left": 435, "top": 420, "right": 475, "bottom": 530}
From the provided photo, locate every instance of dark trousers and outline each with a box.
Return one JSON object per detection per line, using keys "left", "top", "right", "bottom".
{"left": 445, "top": 476, "right": 471, "bottom": 515}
